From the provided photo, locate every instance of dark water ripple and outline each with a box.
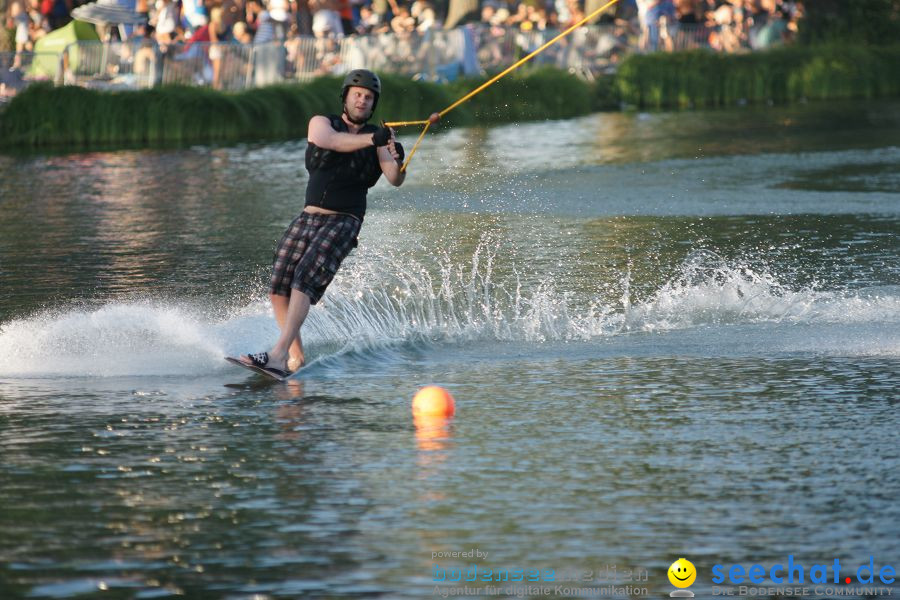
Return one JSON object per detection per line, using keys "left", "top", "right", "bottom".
{"left": 1, "top": 101, "right": 899, "bottom": 598}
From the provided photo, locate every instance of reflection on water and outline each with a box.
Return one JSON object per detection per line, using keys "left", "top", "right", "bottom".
{"left": 776, "top": 162, "right": 900, "bottom": 193}
{"left": 410, "top": 98, "right": 900, "bottom": 181}
{"left": 414, "top": 413, "right": 454, "bottom": 455}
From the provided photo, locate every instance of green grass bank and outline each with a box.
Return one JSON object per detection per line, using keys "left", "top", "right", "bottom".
{"left": 2, "top": 43, "right": 898, "bottom": 150}
{"left": 617, "top": 43, "right": 900, "bottom": 109}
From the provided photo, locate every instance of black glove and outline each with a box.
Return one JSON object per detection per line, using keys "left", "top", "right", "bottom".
{"left": 372, "top": 126, "right": 392, "bottom": 147}
{"left": 394, "top": 141, "right": 405, "bottom": 163}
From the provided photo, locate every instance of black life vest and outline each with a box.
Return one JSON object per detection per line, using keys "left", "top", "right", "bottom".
{"left": 304, "top": 114, "right": 383, "bottom": 219}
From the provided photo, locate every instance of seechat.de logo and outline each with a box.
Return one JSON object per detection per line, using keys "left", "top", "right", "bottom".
{"left": 711, "top": 556, "right": 896, "bottom": 586}
{"left": 669, "top": 558, "right": 697, "bottom": 598}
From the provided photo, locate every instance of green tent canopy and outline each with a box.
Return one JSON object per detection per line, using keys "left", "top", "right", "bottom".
{"left": 30, "top": 20, "right": 100, "bottom": 79}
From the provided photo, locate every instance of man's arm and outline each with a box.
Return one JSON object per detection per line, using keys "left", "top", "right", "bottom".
{"left": 308, "top": 115, "right": 379, "bottom": 153}
{"left": 378, "top": 136, "right": 406, "bottom": 187}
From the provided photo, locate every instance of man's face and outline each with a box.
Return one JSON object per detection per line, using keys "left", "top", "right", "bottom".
{"left": 344, "top": 86, "right": 376, "bottom": 123}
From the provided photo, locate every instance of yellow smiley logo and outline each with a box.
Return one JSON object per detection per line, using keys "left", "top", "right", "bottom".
{"left": 668, "top": 558, "right": 697, "bottom": 588}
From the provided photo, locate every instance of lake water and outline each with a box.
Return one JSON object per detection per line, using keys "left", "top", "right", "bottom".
{"left": 1, "top": 100, "right": 899, "bottom": 599}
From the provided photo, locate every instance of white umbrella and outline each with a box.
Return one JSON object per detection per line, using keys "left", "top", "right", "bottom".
{"left": 71, "top": 0, "right": 147, "bottom": 26}
{"left": 71, "top": 0, "right": 147, "bottom": 81}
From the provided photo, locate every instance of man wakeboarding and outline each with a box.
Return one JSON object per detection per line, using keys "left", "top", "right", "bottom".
{"left": 231, "top": 69, "right": 406, "bottom": 379}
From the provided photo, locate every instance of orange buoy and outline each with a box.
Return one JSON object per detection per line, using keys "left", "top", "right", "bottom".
{"left": 412, "top": 386, "right": 455, "bottom": 417}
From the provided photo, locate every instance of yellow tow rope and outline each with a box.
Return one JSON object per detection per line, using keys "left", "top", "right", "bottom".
{"left": 386, "top": 0, "right": 620, "bottom": 172}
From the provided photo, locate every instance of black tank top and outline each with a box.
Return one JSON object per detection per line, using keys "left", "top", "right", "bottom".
{"left": 304, "top": 115, "right": 383, "bottom": 219}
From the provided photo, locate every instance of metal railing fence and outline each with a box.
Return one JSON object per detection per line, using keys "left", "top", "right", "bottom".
{"left": 2, "top": 21, "right": 767, "bottom": 98}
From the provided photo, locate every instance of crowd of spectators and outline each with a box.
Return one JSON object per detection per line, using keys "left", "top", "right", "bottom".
{"left": 667, "top": 0, "right": 804, "bottom": 52}
{"left": 2, "top": 0, "right": 805, "bottom": 93}
{"left": 3, "top": 0, "right": 805, "bottom": 55}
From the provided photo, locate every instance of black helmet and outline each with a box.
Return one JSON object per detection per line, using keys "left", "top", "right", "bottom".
{"left": 341, "top": 69, "right": 381, "bottom": 111}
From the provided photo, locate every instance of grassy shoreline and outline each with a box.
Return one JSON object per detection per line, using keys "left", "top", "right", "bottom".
{"left": 617, "top": 44, "right": 900, "bottom": 109}
{"left": 2, "top": 43, "right": 898, "bottom": 150}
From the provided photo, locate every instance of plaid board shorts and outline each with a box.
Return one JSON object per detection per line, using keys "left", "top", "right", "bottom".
{"left": 269, "top": 212, "right": 362, "bottom": 304}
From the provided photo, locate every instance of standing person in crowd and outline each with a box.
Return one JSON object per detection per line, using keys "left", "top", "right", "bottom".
{"left": 355, "top": 4, "right": 382, "bottom": 33}
{"left": 284, "top": 21, "right": 307, "bottom": 75}
{"left": 11, "top": 0, "right": 29, "bottom": 69}
{"left": 674, "top": 0, "right": 699, "bottom": 24}
{"left": 313, "top": 23, "right": 342, "bottom": 73}
{"left": 411, "top": 0, "right": 437, "bottom": 32}
{"left": 27, "top": 0, "right": 50, "bottom": 41}
{"left": 707, "top": 2, "right": 740, "bottom": 51}
{"left": 135, "top": 0, "right": 150, "bottom": 22}
{"left": 208, "top": 5, "right": 227, "bottom": 88}
{"left": 181, "top": 0, "right": 207, "bottom": 35}
{"left": 749, "top": 0, "right": 789, "bottom": 48}
{"left": 636, "top": 0, "right": 676, "bottom": 50}
{"left": 236, "top": 70, "right": 407, "bottom": 377}
{"left": 42, "top": 0, "right": 71, "bottom": 31}
{"left": 349, "top": 0, "right": 365, "bottom": 30}
{"left": 268, "top": 0, "right": 293, "bottom": 39}
{"left": 443, "top": 0, "right": 475, "bottom": 28}
{"left": 369, "top": 0, "right": 389, "bottom": 28}
{"left": 311, "top": 0, "right": 343, "bottom": 38}
{"left": 247, "top": 0, "right": 285, "bottom": 84}
{"left": 295, "top": 0, "right": 312, "bottom": 35}
{"left": 232, "top": 19, "right": 253, "bottom": 42}
{"left": 390, "top": 3, "right": 415, "bottom": 34}
{"left": 336, "top": 0, "right": 353, "bottom": 34}
{"left": 152, "top": 0, "right": 180, "bottom": 50}
{"left": 245, "top": 0, "right": 263, "bottom": 36}
{"left": 248, "top": 0, "right": 277, "bottom": 40}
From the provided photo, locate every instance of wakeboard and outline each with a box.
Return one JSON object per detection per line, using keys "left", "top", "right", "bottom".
{"left": 225, "top": 356, "right": 292, "bottom": 382}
